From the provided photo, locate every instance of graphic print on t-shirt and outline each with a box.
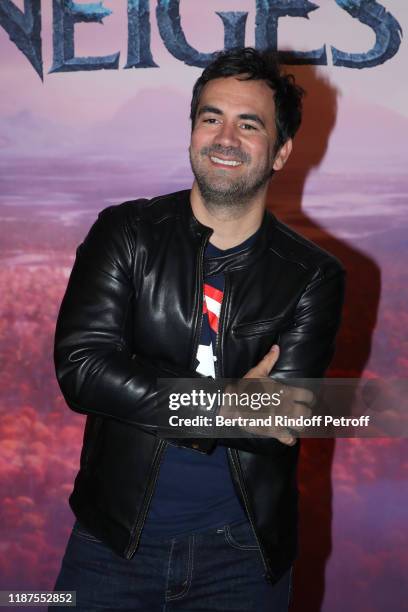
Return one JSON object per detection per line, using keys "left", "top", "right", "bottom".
{"left": 195, "top": 282, "right": 223, "bottom": 378}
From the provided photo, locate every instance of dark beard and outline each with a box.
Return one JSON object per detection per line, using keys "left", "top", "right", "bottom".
{"left": 193, "top": 166, "right": 272, "bottom": 209}
{"left": 190, "top": 145, "right": 273, "bottom": 211}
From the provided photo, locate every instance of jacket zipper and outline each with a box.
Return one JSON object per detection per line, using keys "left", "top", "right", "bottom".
{"left": 126, "top": 232, "right": 209, "bottom": 557}
{"left": 216, "top": 274, "right": 271, "bottom": 579}
{"left": 227, "top": 448, "right": 271, "bottom": 578}
{"left": 125, "top": 438, "right": 166, "bottom": 559}
{"left": 189, "top": 234, "right": 209, "bottom": 369}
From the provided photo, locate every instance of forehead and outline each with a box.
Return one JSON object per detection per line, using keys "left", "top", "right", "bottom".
{"left": 197, "top": 76, "right": 276, "bottom": 123}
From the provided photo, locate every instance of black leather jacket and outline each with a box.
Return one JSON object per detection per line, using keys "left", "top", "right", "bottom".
{"left": 54, "top": 189, "right": 345, "bottom": 584}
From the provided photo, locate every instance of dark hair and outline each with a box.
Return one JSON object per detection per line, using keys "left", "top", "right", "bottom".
{"left": 190, "top": 47, "right": 304, "bottom": 151}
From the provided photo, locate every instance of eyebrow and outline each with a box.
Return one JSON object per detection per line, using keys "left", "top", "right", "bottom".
{"left": 197, "top": 105, "right": 266, "bottom": 128}
{"left": 197, "top": 105, "right": 223, "bottom": 117}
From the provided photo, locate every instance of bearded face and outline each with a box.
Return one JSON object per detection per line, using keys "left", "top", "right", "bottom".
{"left": 189, "top": 77, "right": 280, "bottom": 212}
{"left": 189, "top": 141, "right": 274, "bottom": 209}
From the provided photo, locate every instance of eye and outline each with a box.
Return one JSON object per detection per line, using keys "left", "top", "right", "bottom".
{"left": 240, "top": 123, "right": 257, "bottom": 131}
{"left": 203, "top": 117, "right": 220, "bottom": 124}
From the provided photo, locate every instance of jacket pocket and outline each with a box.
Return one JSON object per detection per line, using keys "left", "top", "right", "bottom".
{"left": 232, "top": 316, "right": 291, "bottom": 338}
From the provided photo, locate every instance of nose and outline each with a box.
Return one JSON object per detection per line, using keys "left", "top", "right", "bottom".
{"left": 214, "top": 121, "right": 241, "bottom": 149}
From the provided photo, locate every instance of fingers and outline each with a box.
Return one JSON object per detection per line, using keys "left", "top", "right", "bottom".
{"left": 247, "top": 425, "right": 296, "bottom": 446}
{"left": 240, "top": 347, "right": 313, "bottom": 445}
{"left": 261, "top": 344, "right": 280, "bottom": 375}
{"left": 244, "top": 345, "right": 280, "bottom": 379}
{"left": 290, "top": 386, "right": 315, "bottom": 406}
{"left": 275, "top": 430, "right": 296, "bottom": 446}
{"left": 278, "top": 386, "right": 315, "bottom": 434}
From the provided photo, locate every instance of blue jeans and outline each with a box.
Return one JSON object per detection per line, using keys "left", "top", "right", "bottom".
{"left": 53, "top": 520, "right": 292, "bottom": 611}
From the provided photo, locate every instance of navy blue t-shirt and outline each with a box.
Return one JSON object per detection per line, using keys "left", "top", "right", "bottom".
{"left": 143, "top": 231, "right": 258, "bottom": 536}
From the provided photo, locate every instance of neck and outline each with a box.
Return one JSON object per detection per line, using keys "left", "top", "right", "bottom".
{"left": 190, "top": 182, "right": 267, "bottom": 250}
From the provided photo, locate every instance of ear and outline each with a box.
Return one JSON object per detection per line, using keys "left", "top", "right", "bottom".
{"left": 272, "top": 139, "right": 293, "bottom": 171}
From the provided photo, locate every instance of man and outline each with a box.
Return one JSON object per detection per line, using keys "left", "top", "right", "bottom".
{"left": 53, "top": 48, "right": 345, "bottom": 610}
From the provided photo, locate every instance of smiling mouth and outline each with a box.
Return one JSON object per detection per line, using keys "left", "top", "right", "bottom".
{"left": 210, "top": 155, "right": 242, "bottom": 167}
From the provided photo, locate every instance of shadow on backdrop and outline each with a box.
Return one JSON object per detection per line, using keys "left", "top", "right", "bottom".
{"left": 266, "top": 62, "right": 381, "bottom": 612}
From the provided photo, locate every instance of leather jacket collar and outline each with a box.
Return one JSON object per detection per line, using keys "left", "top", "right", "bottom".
{"left": 176, "top": 188, "right": 273, "bottom": 275}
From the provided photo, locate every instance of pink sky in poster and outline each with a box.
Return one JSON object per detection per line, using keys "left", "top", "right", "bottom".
{"left": 0, "top": 2, "right": 407, "bottom": 610}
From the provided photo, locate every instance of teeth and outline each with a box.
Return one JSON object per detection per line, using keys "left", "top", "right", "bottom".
{"left": 210, "top": 156, "right": 242, "bottom": 167}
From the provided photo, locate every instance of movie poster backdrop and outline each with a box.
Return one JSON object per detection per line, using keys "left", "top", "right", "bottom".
{"left": 0, "top": 2, "right": 407, "bottom": 610}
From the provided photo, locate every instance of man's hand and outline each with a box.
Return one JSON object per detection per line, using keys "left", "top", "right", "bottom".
{"left": 243, "top": 344, "right": 281, "bottom": 379}
{"left": 237, "top": 345, "right": 314, "bottom": 446}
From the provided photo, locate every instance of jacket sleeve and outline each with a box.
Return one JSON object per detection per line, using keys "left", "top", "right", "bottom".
{"left": 218, "top": 261, "right": 346, "bottom": 455}
{"left": 54, "top": 205, "right": 217, "bottom": 452}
